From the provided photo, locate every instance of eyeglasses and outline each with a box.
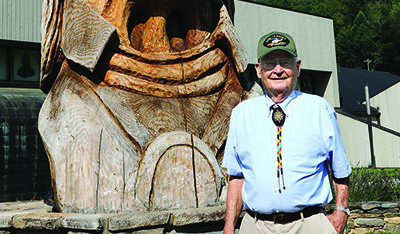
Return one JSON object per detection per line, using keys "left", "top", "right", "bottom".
{"left": 260, "top": 57, "right": 296, "bottom": 70}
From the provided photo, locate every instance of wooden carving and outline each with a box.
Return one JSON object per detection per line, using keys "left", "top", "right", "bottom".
{"left": 39, "top": 0, "right": 262, "bottom": 213}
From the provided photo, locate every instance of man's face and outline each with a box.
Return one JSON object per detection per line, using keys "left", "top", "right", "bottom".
{"left": 255, "top": 50, "right": 301, "bottom": 100}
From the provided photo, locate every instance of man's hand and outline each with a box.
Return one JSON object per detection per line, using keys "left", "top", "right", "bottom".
{"left": 327, "top": 210, "right": 348, "bottom": 234}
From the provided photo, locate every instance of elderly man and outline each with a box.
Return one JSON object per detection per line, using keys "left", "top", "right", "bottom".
{"left": 222, "top": 31, "right": 352, "bottom": 234}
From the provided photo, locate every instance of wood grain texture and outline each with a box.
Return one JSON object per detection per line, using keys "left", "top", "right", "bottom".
{"left": 40, "top": 0, "right": 64, "bottom": 93}
{"left": 104, "top": 62, "right": 228, "bottom": 98}
{"left": 39, "top": 61, "right": 235, "bottom": 213}
{"left": 95, "top": 83, "right": 222, "bottom": 147}
{"left": 109, "top": 48, "right": 227, "bottom": 84}
{"left": 38, "top": 0, "right": 258, "bottom": 213}
{"left": 107, "top": 91, "right": 186, "bottom": 138}
{"left": 202, "top": 64, "right": 243, "bottom": 154}
{"left": 114, "top": 5, "right": 248, "bottom": 73}
{"left": 39, "top": 62, "right": 141, "bottom": 213}
{"left": 94, "top": 86, "right": 151, "bottom": 150}
{"left": 178, "top": 93, "right": 220, "bottom": 139}
{"left": 211, "top": 5, "right": 249, "bottom": 73}
{"left": 62, "top": 0, "right": 115, "bottom": 71}
{"left": 134, "top": 131, "right": 223, "bottom": 211}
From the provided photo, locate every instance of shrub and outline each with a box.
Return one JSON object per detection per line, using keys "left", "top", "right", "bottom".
{"left": 349, "top": 168, "right": 400, "bottom": 202}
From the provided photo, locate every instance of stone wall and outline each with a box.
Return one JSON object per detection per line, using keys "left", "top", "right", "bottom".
{"left": 332, "top": 201, "right": 400, "bottom": 234}
{"left": 1, "top": 201, "right": 400, "bottom": 233}
{"left": 0, "top": 201, "right": 227, "bottom": 234}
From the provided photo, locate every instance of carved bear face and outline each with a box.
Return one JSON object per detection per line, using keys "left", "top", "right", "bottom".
{"left": 41, "top": 0, "right": 243, "bottom": 93}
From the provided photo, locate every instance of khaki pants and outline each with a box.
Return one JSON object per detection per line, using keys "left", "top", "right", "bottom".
{"left": 239, "top": 212, "right": 336, "bottom": 234}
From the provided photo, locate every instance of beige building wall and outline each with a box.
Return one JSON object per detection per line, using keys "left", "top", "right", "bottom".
{"left": 370, "top": 83, "right": 400, "bottom": 133}
{"left": 234, "top": 0, "right": 340, "bottom": 107}
{"left": 337, "top": 113, "right": 400, "bottom": 167}
{"left": 337, "top": 113, "right": 371, "bottom": 167}
{"left": 0, "top": 0, "right": 42, "bottom": 43}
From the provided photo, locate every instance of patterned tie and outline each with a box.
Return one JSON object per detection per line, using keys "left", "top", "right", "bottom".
{"left": 271, "top": 105, "right": 286, "bottom": 193}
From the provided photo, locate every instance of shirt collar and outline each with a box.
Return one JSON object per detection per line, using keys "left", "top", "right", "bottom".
{"left": 265, "top": 90, "right": 299, "bottom": 115}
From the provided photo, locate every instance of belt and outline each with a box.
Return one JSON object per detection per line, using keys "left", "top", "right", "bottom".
{"left": 246, "top": 205, "right": 323, "bottom": 224}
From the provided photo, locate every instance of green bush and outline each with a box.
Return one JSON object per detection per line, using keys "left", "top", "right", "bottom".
{"left": 349, "top": 168, "right": 400, "bottom": 202}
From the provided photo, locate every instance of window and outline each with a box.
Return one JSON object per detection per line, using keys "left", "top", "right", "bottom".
{"left": 297, "top": 70, "right": 331, "bottom": 97}
{"left": 0, "top": 47, "right": 9, "bottom": 81}
{"left": 13, "top": 48, "right": 40, "bottom": 82}
{"left": 0, "top": 40, "right": 41, "bottom": 88}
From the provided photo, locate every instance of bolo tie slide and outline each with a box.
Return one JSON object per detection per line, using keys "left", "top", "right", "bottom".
{"left": 271, "top": 105, "right": 286, "bottom": 193}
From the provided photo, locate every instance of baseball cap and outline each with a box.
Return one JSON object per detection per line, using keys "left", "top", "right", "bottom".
{"left": 257, "top": 31, "right": 297, "bottom": 60}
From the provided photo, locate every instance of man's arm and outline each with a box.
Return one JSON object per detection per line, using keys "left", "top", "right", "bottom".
{"left": 327, "top": 176, "right": 350, "bottom": 234}
{"left": 223, "top": 175, "right": 244, "bottom": 234}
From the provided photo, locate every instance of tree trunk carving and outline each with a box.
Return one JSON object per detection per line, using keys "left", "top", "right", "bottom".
{"left": 39, "top": 0, "right": 262, "bottom": 213}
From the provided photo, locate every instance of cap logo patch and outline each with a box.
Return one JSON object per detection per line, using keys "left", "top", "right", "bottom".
{"left": 263, "top": 34, "right": 290, "bottom": 48}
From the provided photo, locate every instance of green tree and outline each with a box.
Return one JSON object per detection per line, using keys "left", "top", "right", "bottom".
{"left": 378, "top": 2, "right": 400, "bottom": 72}
{"left": 255, "top": 0, "right": 400, "bottom": 73}
{"left": 247, "top": 0, "right": 266, "bottom": 3}
{"left": 336, "top": 11, "right": 378, "bottom": 70}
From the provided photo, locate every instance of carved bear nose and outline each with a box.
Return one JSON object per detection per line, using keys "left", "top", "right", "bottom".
{"left": 127, "top": 0, "right": 217, "bottom": 52}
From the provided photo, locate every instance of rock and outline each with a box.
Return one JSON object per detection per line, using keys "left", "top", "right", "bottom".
{"left": 348, "top": 203, "right": 363, "bottom": 209}
{"left": 0, "top": 201, "right": 51, "bottom": 213}
{"left": 349, "top": 228, "right": 374, "bottom": 234}
{"left": 350, "top": 209, "right": 362, "bottom": 214}
{"left": 354, "top": 218, "right": 385, "bottom": 227}
{"left": 384, "top": 212, "right": 400, "bottom": 218}
{"left": 366, "top": 208, "right": 383, "bottom": 214}
{"left": 384, "top": 217, "right": 400, "bottom": 224}
{"left": 383, "top": 208, "right": 399, "bottom": 214}
{"left": 170, "top": 206, "right": 225, "bottom": 226}
{"left": 346, "top": 220, "right": 355, "bottom": 229}
{"left": 381, "top": 202, "right": 399, "bottom": 209}
{"left": 133, "top": 228, "right": 164, "bottom": 234}
{"left": 383, "top": 223, "right": 400, "bottom": 233}
{"left": 11, "top": 212, "right": 64, "bottom": 230}
{"left": 361, "top": 202, "right": 381, "bottom": 211}
{"left": 358, "top": 213, "right": 383, "bottom": 218}
{"left": 169, "top": 230, "right": 223, "bottom": 234}
{"left": 0, "top": 213, "right": 13, "bottom": 228}
{"left": 58, "top": 214, "right": 103, "bottom": 231}
{"left": 349, "top": 213, "right": 358, "bottom": 219}
{"left": 68, "top": 232, "right": 94, "bottom": 234}
{"left": 107, "top": 211, "right": 170, "bottom": 231}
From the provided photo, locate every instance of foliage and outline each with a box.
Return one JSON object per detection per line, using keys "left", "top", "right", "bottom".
{"left": 365, "top": 232, "right": 400, "bottom": 234}
{"left": 246, "top": 0, "right": 400, "bottom": 74}
{"left": 348, "top": 168, "right": 400, "bottom": 202}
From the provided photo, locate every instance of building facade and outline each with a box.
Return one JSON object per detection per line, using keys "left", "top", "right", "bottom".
{"left": 0, "top": 0, "right": 50, "bottom": 202}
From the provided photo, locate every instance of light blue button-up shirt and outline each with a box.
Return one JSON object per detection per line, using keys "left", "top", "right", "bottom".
{"left": 222, "top": 90, "right": 351, "bottom": 214}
